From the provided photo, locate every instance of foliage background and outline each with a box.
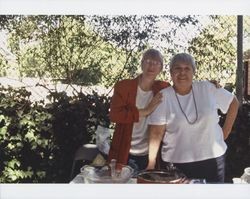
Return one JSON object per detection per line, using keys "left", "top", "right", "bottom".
{"left": 0, "top": 15, "right": 250, "bottom": 183}
{"left": 0, "top": 86, "right": 110, "bottom": 182}
{"left": 3, "top": 15, "right": 249, "bottom": 86}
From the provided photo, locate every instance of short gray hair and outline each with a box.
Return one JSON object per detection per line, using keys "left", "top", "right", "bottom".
{"left": 169, "top": 53, "right": 196, "bottom": 73}
{"left": 141, "top": 48, "right": 164, "bottom": 68}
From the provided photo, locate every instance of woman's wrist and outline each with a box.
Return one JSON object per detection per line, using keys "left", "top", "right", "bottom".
{"left": 139, "top": 108, "right": 151, "bottom": 117}
{"left": 146, "top": 160, "right": 156, "bottom": 170}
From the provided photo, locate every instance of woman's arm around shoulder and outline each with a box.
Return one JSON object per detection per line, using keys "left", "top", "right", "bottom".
{"left": 152, "top": 80, "right": 171, "bottom": 94}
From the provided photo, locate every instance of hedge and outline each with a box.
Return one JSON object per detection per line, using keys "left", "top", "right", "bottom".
{"left": 0, "top": 85, "right": 249, "bottom": 183}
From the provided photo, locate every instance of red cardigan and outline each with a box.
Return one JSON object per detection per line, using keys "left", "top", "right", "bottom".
{"left": 108, "top": 76, "right": 170, "bottom": 165}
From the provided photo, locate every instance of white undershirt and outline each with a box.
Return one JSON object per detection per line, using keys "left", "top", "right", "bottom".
{"left": 149, "top": 80, "right": 234, "bottom": 163}
{"left": 130, "top": 86, "right": 153, "bottom": 156}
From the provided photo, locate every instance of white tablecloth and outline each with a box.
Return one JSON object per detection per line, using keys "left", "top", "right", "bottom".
{"left": 70, "top": 174, "right": 137, "bottom": 184}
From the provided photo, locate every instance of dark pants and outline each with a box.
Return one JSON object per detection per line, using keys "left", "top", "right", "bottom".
{"left": 161, "top": 154, "right": 225, "bottom": 183}
{"left": 128, "top": 154, "right": 148, "bottom": 176}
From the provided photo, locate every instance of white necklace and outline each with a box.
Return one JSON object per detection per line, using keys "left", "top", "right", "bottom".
{"left": 174, "top": 87, "right": 198, "bottom": 125}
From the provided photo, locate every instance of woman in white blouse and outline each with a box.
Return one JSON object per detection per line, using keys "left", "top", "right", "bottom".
{"left": 146, "top": 53, "right": 239, "bottom": 183}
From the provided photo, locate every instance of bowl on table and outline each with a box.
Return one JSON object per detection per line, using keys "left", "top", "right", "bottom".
{"left": 137, "top": 169, "right": 187, "bottom": 184}
{"left": 80, "top": 164, "right": 134, "bottom": 184}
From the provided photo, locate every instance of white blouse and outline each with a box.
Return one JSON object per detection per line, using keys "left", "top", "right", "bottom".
{"left": 149, "top": 80, "right": 234, "bottom": 163}
{"left": 130, "top": 86, "right": 153, "bottom": 156}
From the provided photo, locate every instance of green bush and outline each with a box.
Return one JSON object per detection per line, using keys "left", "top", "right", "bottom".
{"left": 0, "top": 85, "right": 111, "bottom": 182}
{"left": 1, "top": 84, "right": 249, "bottom": 183}
{"left": 224, "top": 104, "right": 250, "bottom": 182}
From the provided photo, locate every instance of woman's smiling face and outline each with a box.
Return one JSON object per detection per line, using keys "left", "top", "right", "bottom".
{"left": 171, "top": 61, "right": 194, "bottom": 90}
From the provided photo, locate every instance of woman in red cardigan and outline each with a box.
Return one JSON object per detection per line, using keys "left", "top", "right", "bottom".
{"left": 108, "top": 49, "right": 170, "bottom": 173}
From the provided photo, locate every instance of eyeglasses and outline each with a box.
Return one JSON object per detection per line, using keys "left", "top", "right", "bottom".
{"left": 143, "top": 59, "right": 162, "bottom": 67}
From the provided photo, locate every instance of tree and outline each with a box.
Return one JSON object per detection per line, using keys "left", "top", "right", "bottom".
{"left": 88, "top": 15, "right": 200, "bottom": 81}
{"left": 0, "top": 15, "right": 15, "bottom": 30}
{"left": 0, "top": 54, "right": 8, "bottom": 76}
{"left": 6, "top": 16, "right": 126, "bottom": 87}
{"left": 188, "top": 16, "right": 237, "bottom": 86}
{"left": 4, "top": 15, "right": 200, "bottom": 88}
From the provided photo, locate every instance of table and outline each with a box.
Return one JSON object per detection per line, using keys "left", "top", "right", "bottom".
{"left": 70, "top": 174, "right": 137, "bottom": 184}
{"left": 70, "top": 173, "right": 206, "bottom": 184}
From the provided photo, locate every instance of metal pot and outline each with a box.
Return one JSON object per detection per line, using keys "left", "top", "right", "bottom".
{"left": 137, "top": 169, "right": 186, "bottom": 184}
